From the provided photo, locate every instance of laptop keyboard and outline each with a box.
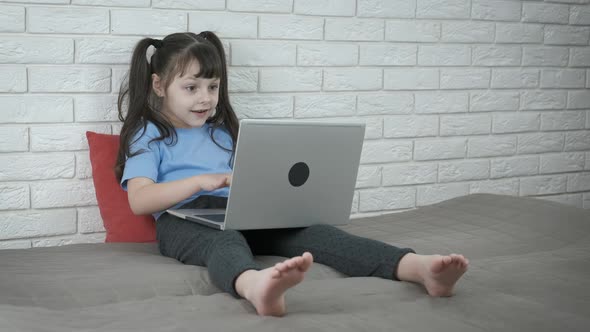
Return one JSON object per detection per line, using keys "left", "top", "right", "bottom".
{"left": 196, "top": 214, "right": 226, "bottom": 223}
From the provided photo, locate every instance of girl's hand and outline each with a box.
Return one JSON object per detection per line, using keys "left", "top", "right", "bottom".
{"left": 198, "top": 173, "right": 232, "bottom": 192}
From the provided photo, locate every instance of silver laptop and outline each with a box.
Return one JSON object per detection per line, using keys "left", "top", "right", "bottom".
{"left": 166, "top": 119, "right": 365, "bottom": 230}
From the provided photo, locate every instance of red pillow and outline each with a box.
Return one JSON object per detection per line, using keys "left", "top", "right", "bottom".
{"left": 86, "top": 131, "right": 156, "bottom": 243}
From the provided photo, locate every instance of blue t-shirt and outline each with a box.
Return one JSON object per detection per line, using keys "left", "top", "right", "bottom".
{"left": 121, "top": 121, "right": 233, "bottom": 220}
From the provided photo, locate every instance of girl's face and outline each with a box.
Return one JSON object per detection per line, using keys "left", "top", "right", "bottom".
{"left": 153, "top": 60, "right": 220, "bottom": 128}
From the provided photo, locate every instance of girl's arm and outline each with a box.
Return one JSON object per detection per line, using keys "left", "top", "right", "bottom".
{"left": 126, "top": 173, "right": 230, "bottom": 215}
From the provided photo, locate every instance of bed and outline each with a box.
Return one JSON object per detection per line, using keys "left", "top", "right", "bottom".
{"left": 1, "top": 193, "right": 589, "bottom": 331}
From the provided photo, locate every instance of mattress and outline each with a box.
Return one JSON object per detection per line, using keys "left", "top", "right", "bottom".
{"left": 1, "top": 194, "right": 589, "bottom": 331}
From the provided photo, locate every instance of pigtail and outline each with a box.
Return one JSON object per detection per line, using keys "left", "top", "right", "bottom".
{"left": 115, "top": 38, "right": 160, "bottom": 182}
{"left": 200, "top": 31, "right": 239, "bottom": 152}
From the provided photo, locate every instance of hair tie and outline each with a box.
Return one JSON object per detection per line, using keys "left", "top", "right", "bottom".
{"left": 152, "top": 39, "right": 163, "bottom": 49}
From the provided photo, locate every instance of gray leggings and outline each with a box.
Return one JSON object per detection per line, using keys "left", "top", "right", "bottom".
{"left": 156, "top": 196, "right": 415, "bottom": 298}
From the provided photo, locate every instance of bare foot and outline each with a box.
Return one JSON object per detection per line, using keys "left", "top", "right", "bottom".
{"left": 235, "top": 252, "right": 313, "bottom": 316}
{"left": 397, "top": 253, "right": 468, "bottom": 297}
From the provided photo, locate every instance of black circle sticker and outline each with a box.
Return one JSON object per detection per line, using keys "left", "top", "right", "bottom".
{"left": 288, "top": 162, "right": 310, "bottom": 187}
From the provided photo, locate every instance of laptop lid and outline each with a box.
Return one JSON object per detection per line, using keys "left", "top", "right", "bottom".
{"left": 222, "top": 119, "right": 365, "bottom": 230}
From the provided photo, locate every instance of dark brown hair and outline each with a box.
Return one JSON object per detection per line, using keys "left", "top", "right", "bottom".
{"left": 115, "top": 31, "right": 239, "bottom": 182}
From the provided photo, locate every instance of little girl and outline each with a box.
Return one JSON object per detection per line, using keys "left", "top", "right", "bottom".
{"left": 115, "top": 31, "right": 469, "bottom": 317}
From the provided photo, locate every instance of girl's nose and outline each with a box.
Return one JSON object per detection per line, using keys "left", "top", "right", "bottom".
{"left": 197, "top": 89, "right": 210, "bottom": 104}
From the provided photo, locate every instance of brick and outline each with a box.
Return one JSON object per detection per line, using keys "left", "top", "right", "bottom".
{"left": 294, "top": 0, "right": 355, "bottom": 16}
{"left": 0, "top": 37, "right": 73, "bottom": 64}
{"left": 493, "top": 112, "right": 540, "bottom": 134}
{"left": 231, "top": 95, "right": 293, "bottom": 118}
{"left": 491, "top": 155, "right": 539, "bottom": 179}
{"left": 518, "top": 133, "right": 565, "bottom": 154}
{"left": 356, "top": 165, "right": 382, "bottom": 188}
{"left": 523, "top": 46, "right": 569, "bottom": 67}
{"left": 567, "top": 172, "right": 590, "bottom": 192}
{"left": 384, "top": 68, "right": 438, "bottom": 90}
{"left": 74, "top": 0, "right": 150, "bottom": 5}
{"left": 440, "top": 114, "right": 491, "bottom": 136}
{"left": 0, "top": 127, "right": 28, "bottom": 152}
{"left": 541, "top": 111, "right": 586, "bottom": 131}
{"left": 537, "top": 194, "right": 583, "bottom": 208}
{"left": 325, "top": 18, "right": 384, "bottom": 41}
{"left": 415, "top": 92, "right": 468, "bottom": 114}
{"left": 417, "top": 183, "right": 469, "bottom": 206}
{"left": 385, "top": 20, "right": 440, "bottom": 42}
{"left": 541, "top": 69, "right": 586, "bottom": 88}
{"left": 324, "top": 68, "right": 382, "bottom": 91}
{"left": 0, "top": 66, "right": 25, "bottom": 92}
{"left": 357, "top": 93, "right": 413, "bottom": 115}
{"left": 473, "top": 46, "right": 522, "bottom": 66}
{"left": 565, "top": 131, "right": 590, "bottom": 151}
{"left": 544, "top": 26, "right": 590, "bottom": 45}
{"left": 0, "top": 240, "right": 31, "bottom": 250}
{"left": 0, "top": 184, "right": 29, "bottom": 210}
{"left": 0, "top": 209, "right": 75, "bottom": 240}
{"left": 29, "top": 67, "right": 110, "bottom": 93}
{"left": 470, "top": 178, "right": 519, "bottom": 196}
{"left": 382, "top": 163, "right": 437, "bottom": 186}
{"left": 414, "top": 138, "right": 466, "bottom": 161}
{"left": 570, "top": 5, "right": 590, "bottom": 25}
{"left": 540, "top": 152, "right": 585, "bottom": 174}
{"left": 228, "top": 68, "right": 257, "bottom": 93}
{"left": 153, "top": 0, "right": 224, "bottom": 9}
{"left": 440, "top": 68, "right": 490, "bottom": 89}
{"left": 75, "top": 38, "right": 135, "bottom": 64}
{"left": 570, "top": 47, "right": 590, "bottom": 67}
{"left": 74, "top": 95, "right": 119, "bottom": 122}
{"left": 439, "top": 159, "right": 490, "bottom": 183}
{"left": 496, "top": 23, "right": 544, "bottom": 44}
{"left": 0, "top": 153, "right": 74, "bottom": 181}
{"left": 418, "top": 45, "right": 470, "bottom": 66}
{"left": 491, "top": 69, "right": 539, "bottom": 89}
{"left": 470, "top": 91, "right": 520, "bottom": 112}
{"left": 111, "top": 10, "right": 186, "bottom": 35}
{"left": 0, "top": 96, "right": 73, "bottom": 123}
{"left": 0, "top": 5, "right": 24, "bottom": 32}
{"left": 31, "top": 180, "right": 96, "bottom": 208}
{"left": 358, "top": 0, "right": 415, "bottom": 18}
{"left": 471, "top": 0, "right": 521, "bottom": 21}
{"left": 260, "top": 15, "right": 323, "bottom": 40}
{"left": 362, "top": 117, "right": 384, "bottom": 139}
{"left": 441, "top": 21, "right": 494, "bottom": 43}
{"left": 522, "top": 3, "right": 570, "bottom": 24}
{"left": 360, "top": 44, "right": 416, "bottom": 66}
{"left": 231, "top": 41, "right": 295, "bottom": 66}
{"left": 78, "top": 207, "right": 106, "bottom": 234}
{"left": 359, "top": 187, "right": 415, "bottom": 212}
{"left": 521, "top": 91, "right": 567, "bottom": 110}
{"left": 76, "top": 151, "right": 92, "bottom": 179}
{"left": 31, "top": 124, "right": 110, "bottom": 152}
{"left": 0, "top": 0, "right": 67, "bottom": 3}
{"left": 361, "top": 140, "right": 413, "bottom": 164}
{"left": 567, "top": 91, "right": 590, "bottom": 109}
{"left": 32, "top": 233, "right": 106, "bottom": 248}
{"left": 28, "top": 7, "right": 108, "bottom": 34}
{"left": 227, "top": 0, "right": 292, "bottom": 13}
{"left": 298, "top": 44, "right": 358, "bottom": 66}
{"left": 383, "top": 115, "right": 438, "bottom": 138}
{"left": 189, "top": 13, "right": 257, "bottom": 38}
{"left": 416, "top": 0, "right": 470, "bottom": 19}
{"left": 260, "top": 68, "right": 322, "bottom": 92}
{"left": 468, "top": 136, "right": 516, "bottom": 158}
{"left": 294, "top": 95, "right": 356, "bottom": 118}
{"left": 520, "top": 175, "right": 567, "bottom": 196}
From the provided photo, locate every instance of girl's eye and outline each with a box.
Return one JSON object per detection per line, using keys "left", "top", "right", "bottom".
{"left": 210, "top": 85, "right": 219, "bottom": 91}
{"left": 185, "top": 86, "right": 195, "bottom": 92}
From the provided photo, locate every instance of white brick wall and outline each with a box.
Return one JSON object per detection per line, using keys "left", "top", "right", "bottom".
{"left": 0, "top": 0, "right": 589, "bottom": 248}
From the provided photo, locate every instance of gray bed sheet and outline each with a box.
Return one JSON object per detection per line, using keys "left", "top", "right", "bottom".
{"left": 0, "top": 194, "right": 589, "bottom": 332}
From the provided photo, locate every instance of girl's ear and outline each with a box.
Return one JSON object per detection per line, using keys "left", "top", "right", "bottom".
{"left": 152, "top": 73, "right": 164, "bottom": 97}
